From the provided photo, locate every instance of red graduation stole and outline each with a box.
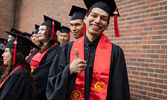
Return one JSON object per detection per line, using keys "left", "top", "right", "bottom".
{"left": 70, "top": 35, "right": 112, "bottom": 100}
{"left": 0, "top": 65, "right": 23, "bottom": 88}
{"left": 30, "top": 49, "right": 48, "bottom": 72}
{"left": 30, "top": 43, "right": 57, "bottom": 72}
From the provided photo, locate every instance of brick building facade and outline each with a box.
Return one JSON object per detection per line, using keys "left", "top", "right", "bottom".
{"left": 0, "top": 0, "right": 167, "bottom": 99}
{"left": 0, "top": 0, "right": 14, "bottom": 38}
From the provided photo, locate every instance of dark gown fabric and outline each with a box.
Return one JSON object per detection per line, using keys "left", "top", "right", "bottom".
{"left": 0, "top": 69, "right": 33, "bottom": 100}
{"left": 27, "top": 45, "right": 60, "bottom": 100}
{"left": 46, "top": 35, "right": 130, "bottom": 100}
{"left": 26, "top": 51, "right": 38, "bottom": 63}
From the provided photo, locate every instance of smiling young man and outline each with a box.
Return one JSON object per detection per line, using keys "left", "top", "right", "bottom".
{"left": 46, "top": 0, "right": 130, "bottom": 100}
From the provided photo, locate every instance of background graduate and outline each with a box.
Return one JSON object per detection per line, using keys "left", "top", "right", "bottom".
{"left": 28, "top": 15, "right": 61, "bottom": 100}
{"left": 47, "top": 0, "right": 130, "bottom": 100}
{"left": 0, "top": 31, "right": 40, "bottom": 100}
{"left": 58, "top": 26, "right": 70, "bottom": 46}
{"left": 0, "top": 38, "right": 7, "bottom": 46}
{"left": 69, "top": 5, "right": 87, "bottom": 40}
{"left": 30, "top": 24, "right": 40, "bottom": 54}
{"left": 26, "top": 24, "right": 40, "bottom": 61}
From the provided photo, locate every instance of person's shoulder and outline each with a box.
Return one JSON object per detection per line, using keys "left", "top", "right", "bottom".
{"left": 112, "top": 43, "right": 124, "bottom": 53}
{"left": 63, "top": 41, "right": 74, "bottom": 47}
{"left": 61, "top": 41, "right": 74, "bottom": 50}
{"left": 11, "top": 68, "right": 28, "bottom": 78}
{"left": 50, "top": 44, "right": 60, "bottom": 50}
{"left": 46, "top": 44, "right": 61, "bottom": 54}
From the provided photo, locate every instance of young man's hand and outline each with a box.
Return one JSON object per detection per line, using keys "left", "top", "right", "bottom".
{"left": 69, "top": 48, "right": 87, "bottom": 75}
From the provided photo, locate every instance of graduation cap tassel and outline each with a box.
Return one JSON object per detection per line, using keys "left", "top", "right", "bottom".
{"left": 51, "top": 20, "right": 55, "bottom": 40}
{"left": 4, "top": 40, "right": 6, "bottom": 46}
{"left": 114, "top": 8, "right": 120, "bottom": 37}
{"left": 83, "top": 10, "right": 88, "bottom": 36}
{"left": 83, "top": 24, "right": 86, "bottom": 36}
{"left": 13, "top": 35, "right": 17, "bottom": 65}
{"left": 20, "top": 32, "right": 22, "bottom": 36}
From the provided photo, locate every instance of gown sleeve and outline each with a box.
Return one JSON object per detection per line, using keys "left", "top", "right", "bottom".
{"left": 107, "top": 44, "right": 130, "bottom": 100}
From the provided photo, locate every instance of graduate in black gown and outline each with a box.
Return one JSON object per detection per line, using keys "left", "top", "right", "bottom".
{"left": 0, "top": 31, "right": 40, "bottom": 100}
{"left": 47, "top": 0, "right": 130, "bottom": 100}
{"left": 27, "top": 15, "right": 61, "bottom": 100}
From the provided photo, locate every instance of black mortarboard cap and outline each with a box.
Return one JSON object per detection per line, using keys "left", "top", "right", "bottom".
{"left": 35, "top": 24, "right": 40, "bottom": 30}
{"left": 33, "top": 24, "right": 40, "bottom": 34}
{"left": 22, "top": 32, "right": 32, "bottom": 38}
{"left": 42, "top": 15, "right": 61, "bottom": 31}
{"left": 5, "top": 31, "right": 40, "bottom": 57}
{"left": 0, "top": 38, "right": 7, "bottom": 45}
{"left": 41, "top": 15, "right": 61, "bottom": 40}
{"left": 60, "top": 26, "right": 70, "bottom": 33}
{"left": 10, "top": 28, "right": 21, "bottom": 33}
{"left": 10, "top": 28, "right": 32, "bottom": 38}
{"left": 69, "top": 5, "right": 87, "bottom": 20}
{"left": 0, "top": 45, "right": 5, "bottom": 56}
{"left": 83, "top": 0, "right": 119, "bottom": 16}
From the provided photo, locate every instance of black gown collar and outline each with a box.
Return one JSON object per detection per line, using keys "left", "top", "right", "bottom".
{"left": 84, "top": 35, "right": 102, "bottom": 47}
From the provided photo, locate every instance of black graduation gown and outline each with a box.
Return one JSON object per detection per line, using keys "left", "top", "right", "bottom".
{"left": 0, "top": 69, "right": 33, "bottom": 100}
{"left": 46, "top": 36, "right": 130, "bottom": 100}
{"left": 31, "top": 45, "right": 60, "bottom": 100}
{"left": 0, "top": 72, "right": 3, "bottom": 78}
{"left": 27, "top": 51, "right": 38, "bottom": 63}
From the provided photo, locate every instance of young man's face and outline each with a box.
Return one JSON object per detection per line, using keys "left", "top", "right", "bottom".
{"left": 58, "top": 33, "right": 69, "bottom": 46}
{"left": 84, "top": 8, "right": 109, "bottom": 36}
{"left": 70, "top": 19, "right": 84, "bottom": 39}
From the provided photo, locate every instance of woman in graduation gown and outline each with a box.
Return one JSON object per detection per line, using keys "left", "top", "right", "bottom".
{"left": 0, "top": 31, "right": 40, "bottom": 100}
{"left": 46, "top": 0, "right": 130, "bottom": 100}
{"left": 27, "top": 15, "right": 61, "bottom": 100}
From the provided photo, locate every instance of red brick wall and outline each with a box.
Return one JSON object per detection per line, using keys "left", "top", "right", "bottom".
{"left": 13, "top": 0, "right": 167, "bottom": 99}
{"left": 0, "top": 0, "right": 14, "bottom": 38}
{"left": 14, "top": 0, "right": 86, "bottom": 36}
{"left": 113, "top": 0, "right": 167, "bottom": 99}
